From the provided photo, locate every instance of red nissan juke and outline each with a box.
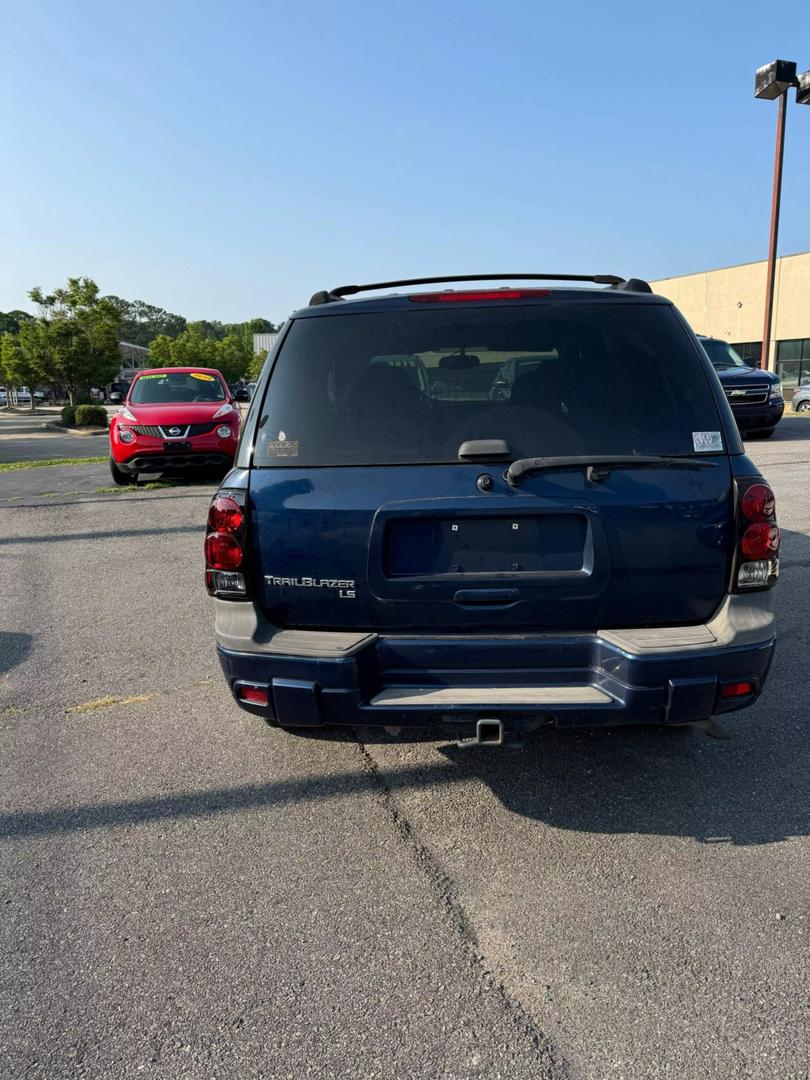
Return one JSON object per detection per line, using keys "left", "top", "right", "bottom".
{"left": 109, "top": 367, "right": 240, "bottom": 485}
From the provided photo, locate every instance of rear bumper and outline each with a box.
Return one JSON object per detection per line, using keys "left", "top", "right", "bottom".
{"left": 731, "top": 402, "right": 784, "bottom": 430}
{"left": 214, "top": 594, "right": 775, "bottom": 736}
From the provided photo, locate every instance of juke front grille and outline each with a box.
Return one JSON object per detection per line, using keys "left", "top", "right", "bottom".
{"left": 130, "top": 423, "right": 216, "bottom": 437}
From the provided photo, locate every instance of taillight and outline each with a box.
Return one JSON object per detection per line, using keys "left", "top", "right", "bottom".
{"left": 740, "top": 483, "right": 775, "bottom": 522}
{"left": 408, "top": 288, "right": 552, "bottom": 303}
{"left": 205, "top": 532, "right": 243, "bottom": 570}
{"left": 205, "top": 490, "right": 248, "bottom": 598}
{"left": 734, "top": 478, "right": 779, "bottom": 591}
{"left": 208, "top": 495, "right": 243, "bottom": 532}
{"left": 740, "top": 522, "right": 780, "bottom": 560}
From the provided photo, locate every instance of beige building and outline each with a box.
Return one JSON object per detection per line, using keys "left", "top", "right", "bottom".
{"left": 650, "top": 251, "right": 810, "bottom": 396}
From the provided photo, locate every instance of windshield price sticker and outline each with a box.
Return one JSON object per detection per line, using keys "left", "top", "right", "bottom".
{"left": 191, "top": 372, "right": 215, "bottom": 381}
{"left": 693, "top": 431, "right": 724, "bottom": 452}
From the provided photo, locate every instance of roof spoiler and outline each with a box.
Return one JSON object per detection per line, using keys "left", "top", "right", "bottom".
{"left": 308, "top": 273, "right": 653, "bottom": 306}
{"left": 610, "top": 278, "right": 653, "bottom": 294}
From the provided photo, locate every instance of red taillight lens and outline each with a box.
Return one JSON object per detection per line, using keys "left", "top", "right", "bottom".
{"left": 740, "top": 522, "right": 780, "bottom": 560}
{"left": 409, "top": 288, "right": 552, "bottom": 303}
{"left": 721, "top": 681, "right": 754, "bottom": 699}
{"left": 740, "top": 483, "right": 775, "bottom": 522}
{"left": 205, "top": 532, "right": 243, "bottom": 570}
{"left": 208, "top": 495, "right": 243, "bottom": 532}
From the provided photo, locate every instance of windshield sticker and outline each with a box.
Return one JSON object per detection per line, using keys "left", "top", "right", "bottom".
{"left": 137, "top": 373, "right": 165, "bottom": 380}
{"left": 693, "top": 431, "right": 724, "bottom": 453}
{"left": 190, "top": 372, "right": 215, "bottom": 381}
{"left": 265, "top": 431, "right": 300, "bottom": 457}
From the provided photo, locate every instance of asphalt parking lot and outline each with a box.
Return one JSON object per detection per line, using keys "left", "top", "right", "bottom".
{"left": 1, "top": 419, "right": 808, "bottom": 1079}
{"left": 0, "top": 413, "right": 109, "bottom": 464}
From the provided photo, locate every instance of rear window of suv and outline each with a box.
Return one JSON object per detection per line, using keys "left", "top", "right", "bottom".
{"left": 253, "top": 302, "right": 722, "bottom": 466}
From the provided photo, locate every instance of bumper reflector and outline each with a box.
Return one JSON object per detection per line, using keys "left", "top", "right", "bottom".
{"left": 237, "top": 685, "right": 268, "bottom": 706}
{"left": 721, "top": 681, "right": 754, "bottom": 699}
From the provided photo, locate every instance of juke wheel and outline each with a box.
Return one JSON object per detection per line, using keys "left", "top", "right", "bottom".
{"left": 110, "top": 458, "right": 134, "bottom": 486}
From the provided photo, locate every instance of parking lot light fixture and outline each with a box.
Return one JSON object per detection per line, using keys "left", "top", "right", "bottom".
{"left": 755, "top": 60, "right": 799, "bottom": 371}
{"left": 796, "top": 70, "right": 810, "bottom": 106}
{"left": 754, "top": 60, "right": 797, "bottom": 100}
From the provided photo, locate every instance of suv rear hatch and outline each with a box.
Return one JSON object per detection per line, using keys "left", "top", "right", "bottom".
{"left": 247, "top": 295, "right": 733, "bottom": 632}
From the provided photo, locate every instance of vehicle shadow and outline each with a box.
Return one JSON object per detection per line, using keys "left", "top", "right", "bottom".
{"left": 379, "top": 524, "right": 810, "bottom": 847}
{"left": 1, "top": 539, "right": 804, "bottom": 850}
{"left": 744, "top": 418, "right": 810, "bottom": 444}
{"left": 0, "top": 632, "right": 34, "bottom": 677}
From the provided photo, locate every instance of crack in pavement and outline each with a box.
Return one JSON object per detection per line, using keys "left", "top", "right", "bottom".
{"left": 355, "top": 738, "right": 569, "bottom": 1080}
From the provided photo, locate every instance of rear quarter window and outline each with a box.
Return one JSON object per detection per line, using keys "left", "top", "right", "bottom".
{"left": 252, "top": 302, "right": 724, "bottom": 466}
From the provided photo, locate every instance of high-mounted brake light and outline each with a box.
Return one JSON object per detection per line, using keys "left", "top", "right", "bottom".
{"left": 409, "top": 288, "right": 552, "bottom": 303}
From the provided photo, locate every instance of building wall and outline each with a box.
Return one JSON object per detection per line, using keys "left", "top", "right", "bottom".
{"left": 253, "top": 332, "right": 277, "bottom": 355}
{"left": 650, "top": 250, "right": 810, "bottom": 372}
{"left": 117, "top": 341, "right": 151, "bottom": 383}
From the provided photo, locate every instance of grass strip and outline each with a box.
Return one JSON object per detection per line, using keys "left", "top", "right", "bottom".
{"left": 0, "top": 480, "right": 184, "bottom": 502}
{"left": 0, "top": 456, "right": 107, "bottom": 472}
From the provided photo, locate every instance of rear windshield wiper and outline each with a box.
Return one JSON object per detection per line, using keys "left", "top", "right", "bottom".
{"left": 506, "top": 454, "right": 718, "bottom": 486}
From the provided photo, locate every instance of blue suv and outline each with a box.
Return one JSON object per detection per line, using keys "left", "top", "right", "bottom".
{"left": 207, "top": 275, "right": 779, "bottom": 745}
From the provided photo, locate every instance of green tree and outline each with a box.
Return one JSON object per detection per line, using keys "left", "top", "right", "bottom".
{"left": 28, "top": 278, "right": 121, "bottom": 404}
{"left": 0, "top": 310, "right": 33, "bottom": 336}
{"left": 104, "top": 296, "right": 186, "bottom": 347}
{"left": 0, "top": 334, "right": 14, "bottom": 408}
{"left": 148, "top": 334, "right": 175, "bottom": 365}
{"left": 147, "top": 325, "right": 254, "bottom": 382}
{"left": 215, "top": 333, "right": 253, "bottom": 383}
{"left": 0, "top": 328, "right": 42, "bottom": 408}
{"left": 249, "top": 348, "right": 269, "bottom": 381}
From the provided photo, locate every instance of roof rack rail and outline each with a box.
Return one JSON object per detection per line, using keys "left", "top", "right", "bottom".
{"left": 308, "top": 273, "right": 627, "bottom": 306}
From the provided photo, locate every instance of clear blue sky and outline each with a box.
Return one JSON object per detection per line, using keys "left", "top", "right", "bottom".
{"left": 1, "top": 0, "right": 808, "bottom": 324}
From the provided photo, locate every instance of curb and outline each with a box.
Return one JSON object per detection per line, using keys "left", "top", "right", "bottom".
{"left": 45, "top": 423, "right": 109, "bottom": 436}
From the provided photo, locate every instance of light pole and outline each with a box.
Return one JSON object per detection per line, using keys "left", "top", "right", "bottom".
{"left": 754, "top": 60, "right": 809, "bottom": 370}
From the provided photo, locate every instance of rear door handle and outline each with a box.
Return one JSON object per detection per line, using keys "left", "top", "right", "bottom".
{"left": 453, "top": 588, "right": 521, "bottom": 606}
